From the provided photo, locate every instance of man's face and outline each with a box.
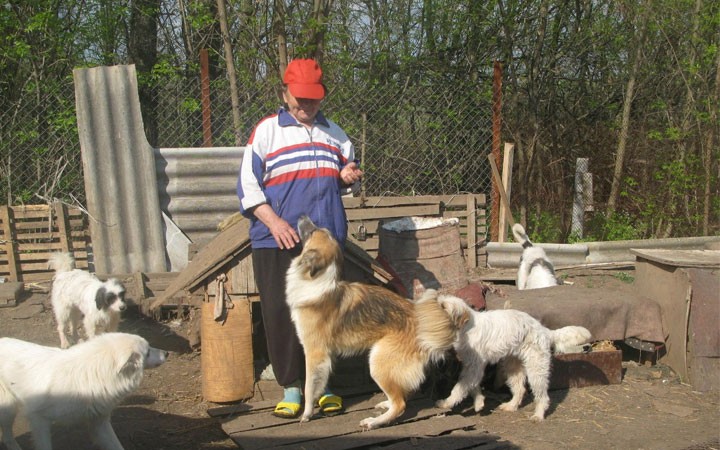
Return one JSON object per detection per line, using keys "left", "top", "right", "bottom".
{"left": 283, "top": 88, "right": 322, "bottom": 126}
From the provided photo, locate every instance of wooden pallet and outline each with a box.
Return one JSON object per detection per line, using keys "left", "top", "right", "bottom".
{"left": 0, "top": 202, "right": 89, "bottom": 282}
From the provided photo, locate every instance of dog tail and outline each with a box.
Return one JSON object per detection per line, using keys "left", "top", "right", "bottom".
{"left": 512, "top": 223, "right": 533, "bottom": 249}
{"left": 414, "top": 289, "right": 463, "bottom": 363}
{"left": 551, "top": 326, "right": 592, "bottom": 354}
{"left": 47, "top": 252, "right": 75, "bottom": 273}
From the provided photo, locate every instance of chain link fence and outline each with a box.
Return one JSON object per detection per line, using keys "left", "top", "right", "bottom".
{"left": 1, "top": 69, "right": 494, "bottom": 220}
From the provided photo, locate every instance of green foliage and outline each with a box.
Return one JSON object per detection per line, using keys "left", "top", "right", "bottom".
{"left": 614, "top": 272, "right": 635, "bottom": 283}
{"left": 525, "top": 212, "right": 563, "bottom": 243}
{"left": 583, "top": 212, "right": 642, "bottom": 242}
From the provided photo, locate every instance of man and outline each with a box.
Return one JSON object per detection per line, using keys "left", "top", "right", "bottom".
{"left": 237, "top": 58, "right": 362, "bottom": 418}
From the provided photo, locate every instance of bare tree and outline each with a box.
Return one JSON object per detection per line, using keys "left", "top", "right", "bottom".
{"left": 607, "top": 2, "right": 647, "bottom": 216}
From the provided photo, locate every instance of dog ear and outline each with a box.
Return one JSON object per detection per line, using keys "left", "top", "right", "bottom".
{"left": 119, "top": 351, "right": 144, "bottom": 378}
{"left": 299, "top": 249, "right": 324, "bottom": 278}
{"left": 441, "top": 296, "right": 470, "bottom": 329}
{"left": 95, "top": 287, "right": 108, "bottom": 310}
{"left": 453, "top": 310, "right": 470, "bottom": 329}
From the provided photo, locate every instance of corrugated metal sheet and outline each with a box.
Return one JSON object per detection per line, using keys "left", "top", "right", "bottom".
{"left": 155, "top": 147, "right": 244, "bottom": 247}
{"left": 73, "top": 65, "right": 167, "bottom": 274}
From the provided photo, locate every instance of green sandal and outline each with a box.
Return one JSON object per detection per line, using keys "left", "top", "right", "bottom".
{"left": 317, "top": 393, "right": 343, "bottom": 416}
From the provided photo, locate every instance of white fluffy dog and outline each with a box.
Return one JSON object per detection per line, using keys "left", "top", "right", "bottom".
{"left": 0, "top": 332, "right": 168, "bottom": 450}
{"left": 436, "top": 294, "right": 592, "bottom": 421}
{"left": 512, "top": 223, "right": 560, "bottom": 290}
{"left": 48, "top": 252, "right": 127, "bottom": 348}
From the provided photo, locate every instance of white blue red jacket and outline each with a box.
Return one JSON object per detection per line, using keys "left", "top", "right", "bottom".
{"left": 237, "top": 108, "right": 356, "bottom": 248}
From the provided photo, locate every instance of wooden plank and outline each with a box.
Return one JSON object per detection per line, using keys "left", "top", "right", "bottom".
{"left": 379, "top": 431, "right": 509, "bottom": 450}
{"left": 498, "top": 143, "right": 514, "bottom": 243}
{"left": 345, "top": 204, "right": 440, "bottom": 221}
{"left": 487, "top": 153, "right": 515, "bottom": 229}
{"left": 223, "top": 393, "right": 385, "bottom": 435}
{"left": 1, "top": 206, "right": 20, "bottom": 282}
{"left": 53, "top": 201, "right": 73, "bottom": 253}
{"left": 5, "top": 204, "right": 49, "bottom": 213}
{"left": 466, "top": 195, "right": 477, "bottom": 268}
{"left": 149, "top": 217, "right": 251, "bottom": 310}
{"left": 343, "top": 194, "right": 486, "bottom": 209}
{"left": 11, "top": 221, "right": 55, "bottom": 231}
{"left": 270, "top": 415, "right": 480, "bottom": 450}
{"left": 224, "top": 394, "right": 477, "bottom": 450}
{"left": 631, "top": 249, "right": 720, "bottom": 269}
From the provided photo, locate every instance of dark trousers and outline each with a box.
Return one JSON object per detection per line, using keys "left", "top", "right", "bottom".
{"left": 252, "top": 247, "right": 304, "bottom": 387}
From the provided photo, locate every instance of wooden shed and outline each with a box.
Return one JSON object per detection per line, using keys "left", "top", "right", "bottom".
{"left": 149, "top": 193, "right": 487, "bottom": 401}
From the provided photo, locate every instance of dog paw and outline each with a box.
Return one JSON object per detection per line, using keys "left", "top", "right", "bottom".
{"left": 473, "top": 397, "right": 485, "bottom": 412}
{"left": 435, "top": 398, "right": 453, "bottom": 409}
{"left": 299, "top": 414, "right": 312, "bottom": 423}
{"left": 498, "top": 402, "right": 519, "bottom": 412}
{"left": 359, "top": 417, "right": 377, "bottom": 430}
{"left": 530, "top": 413, "right": 545, "bottom": 422}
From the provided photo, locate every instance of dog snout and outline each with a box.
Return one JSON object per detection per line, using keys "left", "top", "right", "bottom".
{"left": 119, "top": 303, "right": 127, "bottom": 311}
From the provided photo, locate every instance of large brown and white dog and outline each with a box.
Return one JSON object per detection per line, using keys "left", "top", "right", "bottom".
{"left": 285, "top": 216, "right": 463, "bottom": 430}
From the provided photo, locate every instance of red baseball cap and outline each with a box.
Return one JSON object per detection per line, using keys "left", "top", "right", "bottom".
{"left": 283, "top": 59, "right": 326, "bottom": 100}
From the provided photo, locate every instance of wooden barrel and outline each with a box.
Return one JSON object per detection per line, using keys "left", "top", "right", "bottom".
{"left": 201, "top": 298, "right": 254, "bottom": 402}
{"left": 378, "top": 219, "right": 468, "bottom": 299}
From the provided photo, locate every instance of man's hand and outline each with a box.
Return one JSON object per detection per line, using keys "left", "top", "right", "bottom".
{"left": 253, "top": 204, "right": 300, "bottom": 249}
{"left": 340, "top": 161, "right": 363, "bottom": 185}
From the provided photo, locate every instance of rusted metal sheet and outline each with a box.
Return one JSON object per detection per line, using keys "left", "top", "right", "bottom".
{"left": 73, "top": 65, "right": 167, "bottom": 274}
{"left": 687, "top": 268, "right": 720, "bottom": 392}
{"left": 550, "top": 350, "right": 622, "bottom": 390}
{"left": 634, "top": 251, "right": 720, "bottom": 391}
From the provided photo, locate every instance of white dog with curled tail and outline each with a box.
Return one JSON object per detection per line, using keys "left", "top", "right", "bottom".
{"left": 436, "top": 294, "right": 592, "bottom": 421}
{"left": 512, "top": 223, "right": 560, "bottom": 290}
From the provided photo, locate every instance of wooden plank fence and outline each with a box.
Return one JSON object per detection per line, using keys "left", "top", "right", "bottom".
{"left": 343, "top": 193, "right": 487, "bottom": 267}
{"left": 0, "top": 202, "right": 90, "bottom": 282}
{"left": 1, "top": 193, "right": 487, "bottom": 284}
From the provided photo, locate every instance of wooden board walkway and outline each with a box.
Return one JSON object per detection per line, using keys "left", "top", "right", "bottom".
{"left": 212, "top": 390, "right": 518, "bottom": 450}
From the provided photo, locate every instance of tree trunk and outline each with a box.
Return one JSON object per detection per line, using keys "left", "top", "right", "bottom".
{"left": 216, "top": 0, "right": 242, "bottom": 145}
{"left": 273, "top": 0, "right": 288, "bottom": 74}
{"left": 308, "top": 0, "right": 333, "bottom": 62}
{"left": 128, "top": 0, "right": 159, "bottom": 146}
{"left": 607, "top": 6, "right": 647, "bottom": 216}
{"left": 704, "top": 35, "right": 720, "bottom": 235}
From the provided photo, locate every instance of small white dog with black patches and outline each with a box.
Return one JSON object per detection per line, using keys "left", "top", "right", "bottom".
{"left": 0, "top": 333, "right": 168, "bottom": 450}
{"left": 436, "top": 294, "right": 592, "bottom": 421}
{"left": 48, "top": 252, "right": 127, "bottom": 348}
{"left": 512, "top": 223, "right": 560, "bottom": 290}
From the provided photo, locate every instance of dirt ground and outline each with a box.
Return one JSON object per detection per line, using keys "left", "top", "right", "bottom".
{"left": 1, "top": 268, "right": 719, "bottom": 450}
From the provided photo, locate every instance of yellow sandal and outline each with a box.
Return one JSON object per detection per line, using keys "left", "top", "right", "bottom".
{"left": 317, "top": 394, "right": 343, "bottom": 416}
{"left": 273, "top": 401, "right": 302, "bottom": 418}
